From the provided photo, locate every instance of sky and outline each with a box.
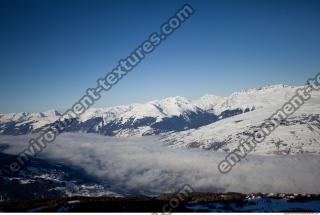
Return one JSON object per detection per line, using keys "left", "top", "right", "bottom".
{"left": 0, "top": 0, "right": 320, "bottom": 113}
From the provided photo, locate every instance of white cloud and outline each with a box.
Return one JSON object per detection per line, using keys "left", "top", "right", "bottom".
{"left": 1, "top": 133, "right": 320, "bottom": 195}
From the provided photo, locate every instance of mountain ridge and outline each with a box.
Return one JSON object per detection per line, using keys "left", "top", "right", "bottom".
{"left": 0, "top": 84, "right": 303, "bottom": 136}
{"left": 0, "top": 84, "right": 299, "bottom": 117}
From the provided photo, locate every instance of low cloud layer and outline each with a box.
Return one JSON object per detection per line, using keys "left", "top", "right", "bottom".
{"left": 1, "top": 133, "right": 320, "bottom": 195}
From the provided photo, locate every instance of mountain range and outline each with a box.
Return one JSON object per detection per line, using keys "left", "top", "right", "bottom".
{"left": 1, "top": 84, "right": 320, "bottom": 155}
{"left": 0, "top": 84, "right": 296, "bottom": 135}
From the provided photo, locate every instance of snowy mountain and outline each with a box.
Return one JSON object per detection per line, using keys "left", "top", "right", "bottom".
{"left": 0, "top": 92, "right": 250, "bottom": 136}
{"left": 1, "top": 83, "right": 320, "bottom": 200}
{"left": 0, "top": 84, "right": 318, "bottom": 143}
{"left": 162, "top": 85, "right": 320, "bottom": 155}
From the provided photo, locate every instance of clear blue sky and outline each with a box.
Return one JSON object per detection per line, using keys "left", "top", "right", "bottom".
{"left": 1, "top": 0, "right": 320, "bottom": 113}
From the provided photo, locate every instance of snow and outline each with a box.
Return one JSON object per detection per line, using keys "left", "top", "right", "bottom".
{"left": 186, "top": 198, "right": 320, "bottom": 212}
{"left": 162, "top": 87, "right": 320, "bottom": 155}
{"left": 0, "top": 84, "right": 318, "bottom": 141}
{"left": 67, "top": 200, "right": 80, "bottom": 204}
{"left": 195, "top": 94, "right": 226, "bottom": 114}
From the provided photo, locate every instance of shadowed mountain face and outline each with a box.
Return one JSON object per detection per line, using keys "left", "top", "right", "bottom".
{"left": 0, "top": 108, "right": 251, "bottom": 136}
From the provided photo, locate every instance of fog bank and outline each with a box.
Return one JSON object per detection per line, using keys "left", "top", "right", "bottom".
{"left": 1, "top": 133, "right": 320, "bottom": 195}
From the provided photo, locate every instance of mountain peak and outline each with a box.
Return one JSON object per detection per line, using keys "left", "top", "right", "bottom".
{"left": 230, "top": 84, "right": 295, "bottom": 97}
{"left": 258, "top": 84, "right": 291, "bottom": 90}
{"left": 42, "top": 109, "right": 61, "bottom": 117}
{"left": 160, "top": 96, "right": 190, "bottom": 103}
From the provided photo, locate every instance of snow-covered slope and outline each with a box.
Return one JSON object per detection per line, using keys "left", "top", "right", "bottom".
{"left": 162, "top": 87, "right": 320, "bottom": 155}
{"left": 196, "top": 84, "right": 297, "bottom": 114}
{"left": 216, "top": 84, "right": 297, "bottom": 111}
{"left": 0, "top": 84, "right": 315, "bottom": 140}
